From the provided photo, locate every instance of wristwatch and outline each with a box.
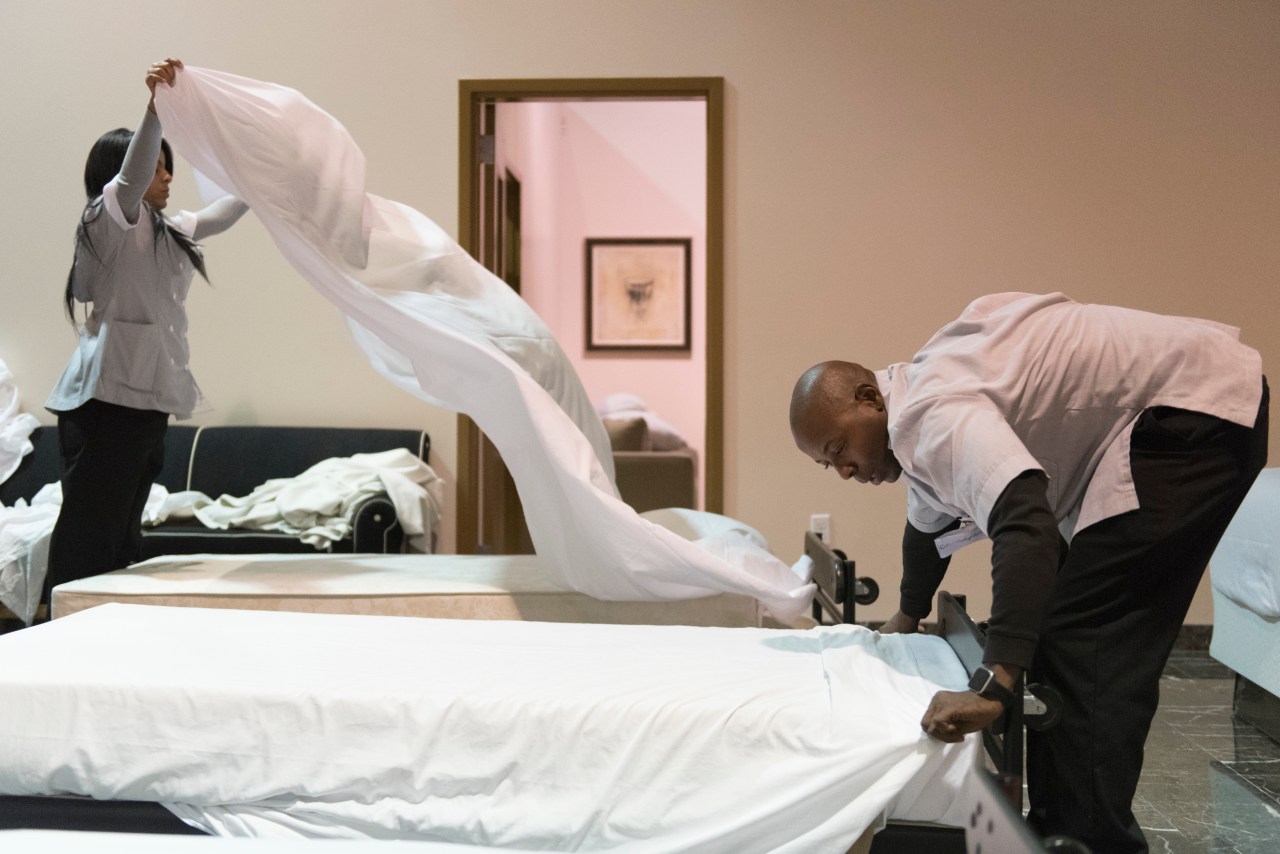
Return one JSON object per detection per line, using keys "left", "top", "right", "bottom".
{"left": 968, "top": 667, "right": 1016, "bottom": 708}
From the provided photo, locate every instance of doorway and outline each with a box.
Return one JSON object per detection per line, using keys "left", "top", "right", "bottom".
{"left": 457, "top": 78, "right": 724, "bottom": 555}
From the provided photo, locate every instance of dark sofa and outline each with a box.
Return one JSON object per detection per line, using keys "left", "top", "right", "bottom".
{"left": 0, "top": 425, "right": 432, "bottom": 558}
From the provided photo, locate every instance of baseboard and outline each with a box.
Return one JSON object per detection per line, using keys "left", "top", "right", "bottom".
{"left": 1174, "top": 624, "right": 1213, "bottom": 650}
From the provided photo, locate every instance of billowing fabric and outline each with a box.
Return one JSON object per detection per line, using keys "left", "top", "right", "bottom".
{"left": 155, "top": 69, "right": 812, "bottom": 622}
{"left": 879, "top": 292, "right": 1263, "bottom": 540}
{"left": 0, "top": 604, "right": 978, "bottom": 850}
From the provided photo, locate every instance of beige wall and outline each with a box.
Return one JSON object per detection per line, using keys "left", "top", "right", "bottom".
{"left": 2, "top": 0, "right": 1276, "bottom": 623}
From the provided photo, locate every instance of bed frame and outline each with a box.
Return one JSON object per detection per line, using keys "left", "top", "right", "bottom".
{"left": 802, "top": 531, "right": 1058, "bottom": 854}
{"left": 1, "top": 535, "right": 1055, "bottom": 852}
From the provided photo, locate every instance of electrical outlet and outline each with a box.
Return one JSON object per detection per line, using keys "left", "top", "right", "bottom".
{"left": 809, "top": 513, "right": 831, "bottom": 543}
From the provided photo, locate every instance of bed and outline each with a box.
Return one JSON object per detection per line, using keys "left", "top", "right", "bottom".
{"left": 1209, "top": 468, "right": 1280, "bottom": 744}
{"left": 1, "top": 533, "right": 1054, "bottom": 853}
{"left": 49, "top": 552, "right": 762, "bottom": 628}
{"left": 0, "top": 601, "right": 977, "bottom": 851}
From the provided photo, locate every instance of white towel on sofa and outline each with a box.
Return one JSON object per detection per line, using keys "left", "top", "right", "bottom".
{"left": 193, "top": 448, "right": 442, "bottom": 550}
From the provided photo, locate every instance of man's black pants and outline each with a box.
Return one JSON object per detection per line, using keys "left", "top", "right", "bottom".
{"left": 1026, "top": 381, "right": 1269, "bottom": 853}
{"left": 43, "top": 399, "right": 169, "bottom": 604}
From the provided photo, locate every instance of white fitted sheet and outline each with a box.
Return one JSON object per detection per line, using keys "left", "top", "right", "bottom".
{"left": 51, "top": 552, "right": 760, "bottom": 627}
{"left": 1210, "top": 469, "right": 1280, "bottom": 619}
{"left": 0, "top": 604, "right": 977, "bottom": 852}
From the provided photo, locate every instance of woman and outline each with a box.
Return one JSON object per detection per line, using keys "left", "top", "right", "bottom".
{"left": 43, "top": 58, "right": 248, "bottom": 602}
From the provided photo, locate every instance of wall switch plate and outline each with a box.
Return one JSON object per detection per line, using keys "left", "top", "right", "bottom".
{"left": 809, "top": 513, "right": 831, "bottom": 543}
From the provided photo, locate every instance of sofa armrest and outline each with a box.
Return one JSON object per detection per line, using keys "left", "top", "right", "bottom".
{"left": 350, "top": 494, "right": 407, "bottom": 553}
{"left": 613, "top": 449, "right": 697, "bottom": 513}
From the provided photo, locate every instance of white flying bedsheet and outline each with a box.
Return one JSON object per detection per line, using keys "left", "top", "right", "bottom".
{"left": 153, "top": 69, "right": 812, "bottom": 623}
{"left": 0, "top": 604, "right": 977, "bottom": 851}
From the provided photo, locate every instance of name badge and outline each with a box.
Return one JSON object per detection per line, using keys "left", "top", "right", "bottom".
{"left": 935, "top": 522, "right": 988, "bottom": 558}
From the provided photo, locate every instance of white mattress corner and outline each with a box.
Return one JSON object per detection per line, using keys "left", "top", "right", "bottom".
{"left": 1210, "top": 468, "right": 1280, "bottom": 619}
{"left": 1210, "top": 587, "right": 1280, "bottom": 697}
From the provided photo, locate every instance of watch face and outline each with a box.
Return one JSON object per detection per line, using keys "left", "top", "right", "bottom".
{"left": 968, "top": 667, "right": 1013, "bottom": 706}
{"left": 968, "top": 668, "right": 994, "bottom": 693}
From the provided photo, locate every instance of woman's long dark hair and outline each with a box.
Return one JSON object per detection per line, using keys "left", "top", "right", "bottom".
{"left": 63, "top": 128, "right": 208, "bottom": 323}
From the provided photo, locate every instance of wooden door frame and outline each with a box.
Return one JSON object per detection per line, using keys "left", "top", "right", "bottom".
{"left": 456, "top": 78, "right": 725, "bottom": 555}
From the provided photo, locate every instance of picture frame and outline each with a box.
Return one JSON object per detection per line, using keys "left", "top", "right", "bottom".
{"left": 585, "top": 238, "right": 692, "bottom": 351}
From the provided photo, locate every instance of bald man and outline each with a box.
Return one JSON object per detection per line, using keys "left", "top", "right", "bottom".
{"left": 790, "top": 293, "right": 1267, "bottom": 854}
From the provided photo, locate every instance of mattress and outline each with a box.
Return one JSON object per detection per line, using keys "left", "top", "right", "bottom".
{"left": 51, "top": 552, "right": 761, "bottom": 627}
{"left": 1210, "top": 469, "right": 1280, "bottom": 619}
{"left": 0, "top": 604, "right": 977, "bottom": 852}
{"left": 1210, "top": 588, "right": 1280, "bottom": 698}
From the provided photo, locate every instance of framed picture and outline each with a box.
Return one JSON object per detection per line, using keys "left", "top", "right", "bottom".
{"left": 585, "top": 238, "right": 692, "bottom": 351}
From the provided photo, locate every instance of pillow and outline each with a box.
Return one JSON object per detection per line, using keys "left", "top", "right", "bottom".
{"left": 603, "top": 417, "right": 651, "bottom": 452}
{"left": 595, "top": 392, "right": 648, "bottom": 418}
{"left": 641, "top": 507, "right": 771, "bottom": 551}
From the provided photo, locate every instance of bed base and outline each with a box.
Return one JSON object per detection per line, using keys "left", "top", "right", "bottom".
{"left": 805, "top": 531, "right": 880, "bottom": 625}
{"left": 0, "top": 794, "right": 199, "bottom": 834}
{"left": 1235, "top": 674, "right": 1280, "bottom": 745}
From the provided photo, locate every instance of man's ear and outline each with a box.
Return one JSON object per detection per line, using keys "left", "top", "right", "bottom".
{"left": 854, "top": 382, "right": 881, "bottom": 405}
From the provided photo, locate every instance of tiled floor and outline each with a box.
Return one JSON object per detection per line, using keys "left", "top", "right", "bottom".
{"left": 1129, "top": 651, "right": 1280, "bottom": 853}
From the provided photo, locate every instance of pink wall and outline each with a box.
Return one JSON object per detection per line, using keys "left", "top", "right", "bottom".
{"left": 496, "top": 100, "right": 708, "bottom": 506}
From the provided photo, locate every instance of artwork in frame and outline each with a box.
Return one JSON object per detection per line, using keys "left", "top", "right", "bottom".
{"left": 585, "top": 238, "right": 692, "bottom": 351}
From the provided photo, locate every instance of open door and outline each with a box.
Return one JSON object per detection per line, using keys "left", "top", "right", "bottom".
{"left": 457, "top": 78, "right": 724, "bottom": 556}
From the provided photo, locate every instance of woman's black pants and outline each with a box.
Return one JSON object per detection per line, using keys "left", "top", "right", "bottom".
{"left": 43, "top": 399, "right": 169, "bottom": 605}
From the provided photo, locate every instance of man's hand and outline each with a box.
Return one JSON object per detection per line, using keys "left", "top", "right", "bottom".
{"left": 920, "top": 690, "right": 1004, "bottom": 742}
{"left": 879, "top": 610, "right": 921, "bottom": 634}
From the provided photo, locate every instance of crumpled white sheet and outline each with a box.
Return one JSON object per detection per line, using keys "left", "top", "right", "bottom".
{"left": 0, "top": 358, "right": 41, "bottom": 486}
{"left": 155, "top": 69, "right": 814, "bottom": 622}
{"left": 193, "top": 448, "right": 443, "bottom": 551}
{"left": 1211, "top": 469, "right": 1280, "bottom": 619}
{"left": 0, "top": 483, "right": 180, "bottom": 625}
{"left": 0, "top": 485, "right": 59, "bottom": 625}
{"left": 0, "top": 450, "right": 442, "bottom": 624}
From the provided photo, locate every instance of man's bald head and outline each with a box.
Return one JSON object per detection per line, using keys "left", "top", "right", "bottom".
{"left": 790, "top": 361, "right": 877, "bottom": 437}
{"left": 789, "top": 361, "right": 901, "bottom": 485}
